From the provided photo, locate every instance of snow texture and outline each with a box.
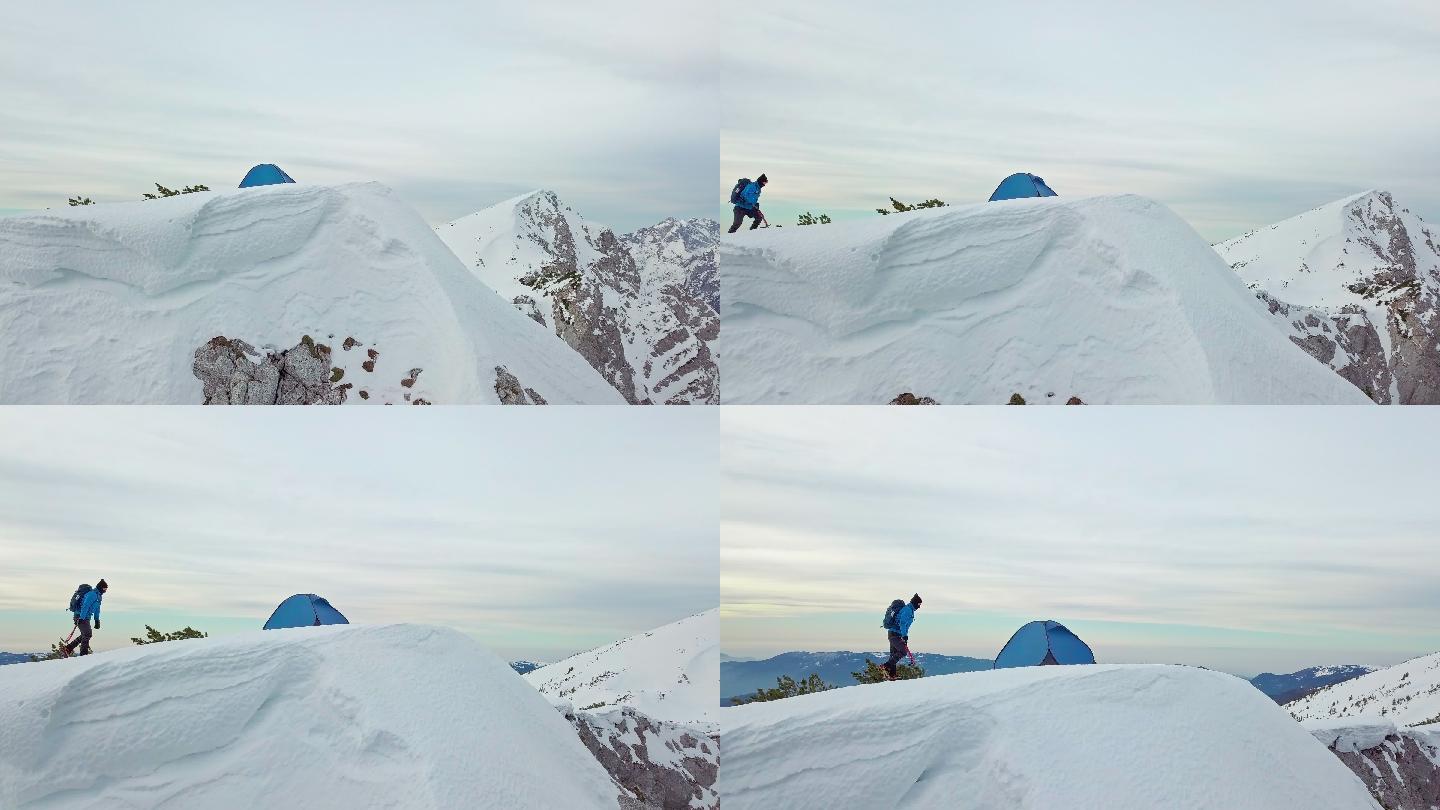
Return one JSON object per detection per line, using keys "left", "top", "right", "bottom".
{"left": 526, "top": 609, "right": 718, "bottom": 730}
{"left": 1218, "top": 190, "right": 1440, "bottom": 403}
{"left": 436, "top": 192, "right": 717, "bottom": 404}
{"left": 720, "top": 664, "right": 1379, "bottom": 809}
{"left": 719, "top": 194, "right": 1370, "bottom": 404}
{"left": 0, "top": 624, "right": 622, "bottom": 809}
{"left": 0, "top": 182, "right": 622, "bottom": 404}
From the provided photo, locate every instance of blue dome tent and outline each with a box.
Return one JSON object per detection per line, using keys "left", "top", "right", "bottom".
{"left": 263, "top": 593, "right": 349, "bottom": 630}
{"left": 993, "top": 620, "right": 1094, "bottom": 668}
{"left": 988, "top": 172, "right": 1057, "bottom": 202}
{"left": 238, "top": 163, "right": 296, "bottom": 189}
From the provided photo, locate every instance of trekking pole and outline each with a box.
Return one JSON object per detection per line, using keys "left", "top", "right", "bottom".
{"left": 904, "top": 640, "right": 917, "bottom": 669}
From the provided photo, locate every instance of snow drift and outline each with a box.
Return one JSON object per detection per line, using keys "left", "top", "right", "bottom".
{"left": 526, "top": 610, "right": 720, "bottom": 809}
{"left": 719, "top": 194, "right": 1369, "bottom": 404}
{"left": 0, "top": 624, "right": 621, "bottom": 809}
{"left": 437, "top": 192, "right": 718, "bottom": 404}
{"left": 0, "top": 182, "right": 623, "bottom": 404}
{"left": 526, "top": 608, "right": 718, "bottom": 728}
{"left": 1217, "top": 190, "right": 1440, "bottom": 403}
{"left": 720, "top": 664, "right": 1378, "bottom": 809}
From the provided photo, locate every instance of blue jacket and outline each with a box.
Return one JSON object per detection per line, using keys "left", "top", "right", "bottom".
{"left": 894, "top": 604, "right": 915, "bottom": 638}
{"left": 78, "top": 589, "right": 102, "bottom": 622}
{"left": 736, "top": 181, "right": 762, "bottom": 211}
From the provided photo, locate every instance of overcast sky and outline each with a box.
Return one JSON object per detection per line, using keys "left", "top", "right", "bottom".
{"left": 720, "top": 0, "right": 1440, "bottom": 242}
{"left": 723, "top": 407, "right": 1440, "bottom": 677}
{"left": 0, "top": 409, "right": 716, "bottom": 662}
{"left": 0, "top": 1, "right": 716, "bottom": 232}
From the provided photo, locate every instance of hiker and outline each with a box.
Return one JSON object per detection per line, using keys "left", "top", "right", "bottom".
{"left": 881, "top": 593, "right": 922, "bottom": 680}
{"left": 63, "top": 579, "right": 107, "bottom": 657}
{"left": 728, "top": 174, "right": 768, "bottom": 233}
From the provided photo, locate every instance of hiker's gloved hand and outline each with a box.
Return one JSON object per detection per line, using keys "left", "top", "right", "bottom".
{"left": 94, "top": 620, "right": 100, "bottom": 629}
{"left": 902, "top": 636, "right": 908, "bottom": 642}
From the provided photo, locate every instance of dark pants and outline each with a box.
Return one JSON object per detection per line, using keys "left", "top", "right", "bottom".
{"left": 65, "top": 619, "right": 93, "bottom": 656}
{"left": 729, "top": 207, "right": 761, "bottom": 233}
{"left": 883, "top": 632, "right": 907, "bottom": 677}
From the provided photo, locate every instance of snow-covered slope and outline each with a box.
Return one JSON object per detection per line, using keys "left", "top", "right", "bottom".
{"left": 436, "top": 192, "right": 718, "bottom": 404}
{"left": 1218, "top": 191, "right": 1440, "bottom": 403}
{"left": 1288, "top": 654, "right": 1440, "bottom": 809}
{"left": 721, "top": 664, "right": 1378, "bottom": 810}
{"left": 0, "top": 182, "right": 623, "bottom": 404}
{"left": 525, "top": 610, "right": 720, "bottom": 809}
{"left": 0, "top": 624, "right": 621, "bottom": 809}
{"left": 525, "top": 609, "right": 718, "bottom": 728}
{"left": 719, "top": 194, "right": 1369, "bottom": 404}
{"left": 1290, "top": 652, "right": 1440, "bottom": 727}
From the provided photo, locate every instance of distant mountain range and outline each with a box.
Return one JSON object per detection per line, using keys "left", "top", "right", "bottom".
{"left": 0, "top": 652, "right": 34, "bottom": 666}
{"left": 508, "top": 660, "right": 544, "bottom": 676}
{"left": 1248, "top": 665, "right": 1375, "bottom": 704}
{"left": 721, "top": 650, "right": 992, "bottom": 705}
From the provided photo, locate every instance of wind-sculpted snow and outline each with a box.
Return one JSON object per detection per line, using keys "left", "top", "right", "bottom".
{"left": 0, "top": 624, "right": 621, "bottom": 809}
{"left": 1219, "top": 190, "right": 1440, "bottom": 403}
{"left": 0, "top": 182, "right": 622, "bottom": 404}
{"left": 437, "top": 193, "right": 717, "bottom": 404}
{"left": 719, "top": 194, "right": 1369, "bottom": 404}
{"left": 526, "top": 609, "right": 718, "bottom": 729}
{"left": 721, "top": 664, "right": 1378, "bottom": 810}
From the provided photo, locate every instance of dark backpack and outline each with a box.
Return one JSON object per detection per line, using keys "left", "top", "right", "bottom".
{"left": 881, "top": 598, "right": 906, "bottom": 632}
{"left": 730, "top": 178, "right": 752, "bottom": 206}
{"left": 69, "top": 584, "right": 92, "bottom": 614}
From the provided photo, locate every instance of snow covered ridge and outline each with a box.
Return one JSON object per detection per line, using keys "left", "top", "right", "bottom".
{"left": 721, "top": 664, "right": 1379, "bottom": 810}
{"left": 1289, "top": 651, "right": 1440, "bottom": 727}
{"left": 0, "top": 624, "right": 623, "bottom": 809}
{"left": 1218, "top": 190, "right": 1440, "bottom": 403}
{"left": 718, "top": 193, "right": 1370, "bottom": 404}
{"left": 0, "top": 182, "right": 623, "bottom": 404}
{"left": 525, "top": 608, "right": 718, "bottom": 728}
{"left": 436, "top": 191, "right": 718, "bottom": 404}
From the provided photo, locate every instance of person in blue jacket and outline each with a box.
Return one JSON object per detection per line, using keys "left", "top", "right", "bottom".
{"left": 728, "top": 174, "right": 768, "bottom": 233}
{"left": 64, "top": 579, "right": 107, "bottom": 656}
{"left": 882, "top": 593, "right": 922, "bottom": 680}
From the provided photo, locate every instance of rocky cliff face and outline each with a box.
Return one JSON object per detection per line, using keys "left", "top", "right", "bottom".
{"left": 558, "top": 705, "right": 718, "bottom": 810}
{"left": 437, "top": 193, "right": 718, "bottom": 404}
{"left": 1219, "top": 191, "right": 1440, "bottom": 403}
{"left": 1310, "top": 723, "right": 1440, "bottom": 810}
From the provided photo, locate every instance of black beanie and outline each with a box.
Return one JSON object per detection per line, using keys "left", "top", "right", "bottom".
{"left": 911, "top": 593, "right": 922, "bottom": 606}
{"left": 758, "top": 173, "right": 768, "bottom": 184}
{"left": 97, "top": 579, "right": 108, "bottom": 590}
